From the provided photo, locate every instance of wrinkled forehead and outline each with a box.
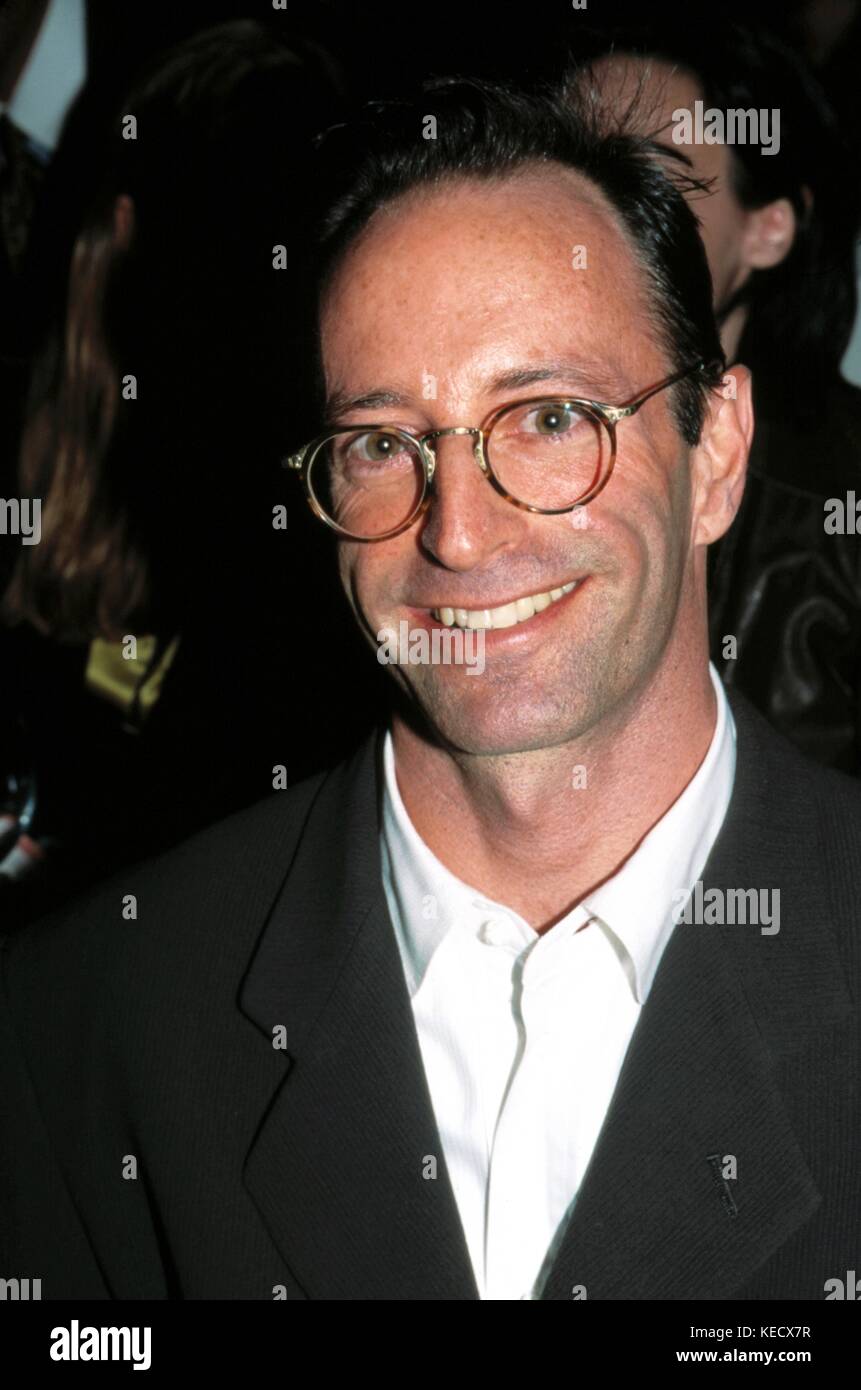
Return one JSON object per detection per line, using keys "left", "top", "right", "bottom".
{"left": 319, "top": 163, "right": 661, "bottom": 396}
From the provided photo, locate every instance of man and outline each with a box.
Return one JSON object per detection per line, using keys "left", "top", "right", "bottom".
{"left": 1, "top": 78, "right": 859, "bottom": 1301}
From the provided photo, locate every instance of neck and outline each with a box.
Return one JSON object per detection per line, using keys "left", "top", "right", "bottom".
{"left": 389, "top": 654, "right": 717, "bottom": 932}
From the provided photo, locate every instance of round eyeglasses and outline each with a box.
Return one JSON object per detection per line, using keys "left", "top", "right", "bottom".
{"left": 284, "top": 361, "right": 713, "bottom": 542}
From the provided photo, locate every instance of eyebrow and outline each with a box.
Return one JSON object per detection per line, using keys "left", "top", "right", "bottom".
{"left": 324, "top": 358, "right": 628, "bottom": 420}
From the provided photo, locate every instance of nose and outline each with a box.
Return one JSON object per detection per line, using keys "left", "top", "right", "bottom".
{"left": 418, "top": 430, "right": 524, "bottom": 572}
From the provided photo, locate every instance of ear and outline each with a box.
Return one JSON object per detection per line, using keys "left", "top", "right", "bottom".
{"left": 690, "top": 364, "right": 753, "bottom": 548}
{"left": 741, "top": 196, "right": 796, "bottom": 271}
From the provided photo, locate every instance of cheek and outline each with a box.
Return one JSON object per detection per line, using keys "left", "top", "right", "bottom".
{"left": 648, "top": 456, "right": 694, "bottom": 588}
{"left": 602, "top": 444, "right": 691, "bottom": 585}
{"left": 337, "top": 543, "right": 372, "bottom": 630}
{"left": 337, "top": 543, "right": 356, "bottom": 601}
{"left": 699, "top": 214, "right": 737, "bottom": 290}
{"left": 692, "top": 187, "right": 749, "bottom": 301}
{"left": 338, "top": 540, "right": 403, "bottom": 628}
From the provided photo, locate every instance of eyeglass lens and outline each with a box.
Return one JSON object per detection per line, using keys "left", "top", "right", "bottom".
{"left": 309, "top": 401, "right": 610, "bottom": 539}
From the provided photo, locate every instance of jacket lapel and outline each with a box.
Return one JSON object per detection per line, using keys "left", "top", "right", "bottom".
{"left": 239, "top": 730, "right": 478, "bottom": 1299}
{"left": 540, "top": 693, "right": 851, "bottom": 1299}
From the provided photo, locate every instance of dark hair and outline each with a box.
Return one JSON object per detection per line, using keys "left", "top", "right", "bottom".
{"left": 560, "top": 20, "right": 858, "bottom": 409}
{"left": 312, "top": 76, "right": 725, "bottom": 445}
{"left": 4, "top": 20, "right": 332, "bottom": 641}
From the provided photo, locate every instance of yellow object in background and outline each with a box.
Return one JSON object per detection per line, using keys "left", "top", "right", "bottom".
{"left": 85, "top": 634, "right": 181, "bottom": 727}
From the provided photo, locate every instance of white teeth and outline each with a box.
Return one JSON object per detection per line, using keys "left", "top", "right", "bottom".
{"left": 432, "top": 580, "right": 578, "bottom": 631}
{"left": 515, "top": 596, "right": 535, "bottom": 622}
{"left": 490, "top": 602, "right": 520, "bottom": 629}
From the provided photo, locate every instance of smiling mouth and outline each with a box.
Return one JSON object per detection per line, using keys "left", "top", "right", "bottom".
{"left": 430, "top": 580, "right": 581, "bottom": 631}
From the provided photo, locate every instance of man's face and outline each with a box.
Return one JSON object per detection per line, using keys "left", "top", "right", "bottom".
{"left": 320, "top": 165, "right": 705, "bottom": 756}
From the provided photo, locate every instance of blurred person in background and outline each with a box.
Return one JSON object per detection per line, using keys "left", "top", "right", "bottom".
{"left": 1, "top": 0, "right": 334, "bottom": 508}
{"left": 1, "top": 0, "right": 85, "bottom": 512}
{"left": 562, "top": 19, "right": 861, "bottom": 771}
{"left": 0, "top": 20, "right": 340, "bottom": 924}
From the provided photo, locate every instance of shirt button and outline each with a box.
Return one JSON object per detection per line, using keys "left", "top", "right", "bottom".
{"left": 477, "top": 918, "right": 511, "bottom": 947}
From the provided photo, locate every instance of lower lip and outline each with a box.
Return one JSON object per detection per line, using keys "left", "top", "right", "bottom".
{"left": 410, "top": 579, "right": 590, "bottom": 647}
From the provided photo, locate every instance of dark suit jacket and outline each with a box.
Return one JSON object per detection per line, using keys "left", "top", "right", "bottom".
{"left": 1, "top": 687, "right": 860, "bottom": 1300}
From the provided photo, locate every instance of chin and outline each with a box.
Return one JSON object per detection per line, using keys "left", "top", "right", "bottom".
{"left": 409, "top": 674, "right": 589, "bottom": 758}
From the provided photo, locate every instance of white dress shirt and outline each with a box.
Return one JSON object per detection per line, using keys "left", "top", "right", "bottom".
{"left": 380, "top": 663, "right": 736, "bottom": 1300}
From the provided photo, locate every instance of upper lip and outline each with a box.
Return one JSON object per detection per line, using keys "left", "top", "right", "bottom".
{"left": 417, "top": 579, "right": 585, "bottom": 610}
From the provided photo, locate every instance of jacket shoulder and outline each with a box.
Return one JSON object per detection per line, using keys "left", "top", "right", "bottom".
{"left": 731, "top": 690, "right": 861, "bottom": 983}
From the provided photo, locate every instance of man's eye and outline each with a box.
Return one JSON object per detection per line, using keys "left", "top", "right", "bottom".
{"left": 348, "top": 431, "right": 404, "bottom": 463}
{"left": 524, "top": 404, "right": 580, "bottom": 436}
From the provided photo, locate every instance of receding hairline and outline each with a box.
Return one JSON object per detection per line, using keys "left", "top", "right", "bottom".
{"left": 319, "top": 157, "right": 653, "bottom": 317}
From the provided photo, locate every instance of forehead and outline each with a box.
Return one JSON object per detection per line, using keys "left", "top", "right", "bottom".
{"left": 320, "top": 164, "right": 659, "bottom": 396}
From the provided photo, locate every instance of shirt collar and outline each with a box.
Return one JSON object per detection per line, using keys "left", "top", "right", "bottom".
{"left": 380, "top": 663, "right": 736, "bottom": 1002}
{"left": 583, "top": 662, "right": 736, "bottom": 1000}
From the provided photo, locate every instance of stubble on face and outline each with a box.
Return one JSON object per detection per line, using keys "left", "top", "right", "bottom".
{"left": 321, "top": 165, "right": 699, "bottom": 759}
